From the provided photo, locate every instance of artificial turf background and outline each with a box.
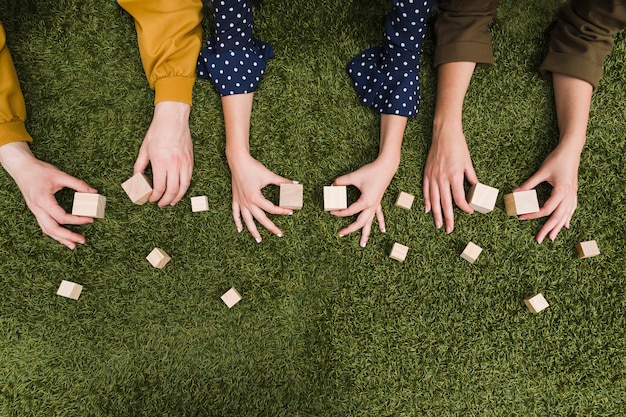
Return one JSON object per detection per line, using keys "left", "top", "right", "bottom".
{"left": 1, "top": 0, "right": 625, "bottom": 415}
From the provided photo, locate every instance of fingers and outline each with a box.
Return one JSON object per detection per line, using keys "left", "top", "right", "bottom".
{"left": 428, "top": 181, "right": 444, "bottom": 230}
{"left": 57, "top": 173, "right": 97, "bottom": 194}
{"left": 451, "top": 176, "right": 474, "bottom": 215}
{"left": 376, "top": 206, "right": 386, "bottom": 234}
{"left": 423, "top": 177, "right": 431, "bottom": 213}
{"left": 515, "top": 171, "right": 544, "bottom": 192}
{"left": 331, "top": 199, "right": 366, "bottom": 218}
{"left": 241, "top": 208, "right": 262, "bottom": 243}
{"left": 232, "top": 201, "right": 244, "bottom": 233}
{"left": 35, "top": 211, "right": 87, "bottom": 250}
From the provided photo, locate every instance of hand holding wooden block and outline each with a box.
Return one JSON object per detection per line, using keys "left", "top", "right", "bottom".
{"left": 191, "top": 196, "right": 209, "bottom": 212}
{"left": 121, "top": 173, "right": 153, "bottom": 205}
{"left": 524, "top": 293, "right": 549, "bottom": 313}
{"left": 576, "top": 240, "right": 600, "bottom": 259}
{"left": 460, "top": 241, "right": 482, "bottom": 264}
{"left": 504, "top": 190, "right": 540, "bottom": 216}
{"left": 324, "top": 186, "right": 347, "bottom": 211}
{"left": 467, "top": 183, "right": 499, "bottom": 214}
{"left": 72, "top": 192, "right": 106, "bottom": 218}
{"left": 147, "top": 248, "right": 171, "bottom": 269}
{"left": 279, "top": 183, "right": 303, "bottom": 210}
{"left": 389, "top": 242, "right": 409, "bottom": 262}
{"left": 395, "top": 191, "right": 415, "bottom": 210}
{"left": 221, "top": 287, "right": 241, "bottom": 308}
{"left": 57, "top": 280, "right": 83, "bottom": 300}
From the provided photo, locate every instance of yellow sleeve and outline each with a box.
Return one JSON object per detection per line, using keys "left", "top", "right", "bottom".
{"left": 117, "top": 0, "right": 203, "bottom": 106}
{"left": 0, "top": 23, "right": 33, "bottom": 147}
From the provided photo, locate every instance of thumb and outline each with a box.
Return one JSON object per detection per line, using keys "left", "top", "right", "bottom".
{"left": 133, "top": 148, "right": 150, "bottom": 175}
{"left": 515, "top": 170, "right": 544, "bottom": 192}
{"left": 333, "top": 172, "right": 354, "bottom": 187}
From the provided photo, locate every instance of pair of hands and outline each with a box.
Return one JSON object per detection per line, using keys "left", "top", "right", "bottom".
{"left": 229, "top": 154, "right": 395, "bottom": 246}
{"left": 0, "top": 102, "right": 194, "bottom": 249}
{"left": 423, "top": 126, "right": 580, "bottom": 243}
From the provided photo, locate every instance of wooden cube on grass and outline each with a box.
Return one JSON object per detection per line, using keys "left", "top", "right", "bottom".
{"left": 191, "top": 195, "right": 209, "bottom": 212}
{"left": 221, "top": 287, "right": 241, "bottom": 308}
{"left": 279, "top": 183, "right": 303, "bottom": 210}
{"left": 504, "top": 190, "right": 540, "bottom": 216}
{"left": 121, "top": 173, "right": 153, "bottom": 205}
{"left": 395, "top": 191, "right": 415, "bottom": 210}
{"left": 576, "top": 240, "right": 600, "bottom": 259}
{"left": 147, "top": 248, "right": 170, "bottom": 269}
{"left": 389, "top": 242, "right": 409, "bottom": 262}
{"left": 323, "top": 186, "right": 347, "bottom": 211}
{"left": 467, "top": 183, "right": 499, "bottom": 214}
{"left": 460, "top": 241, "right": 483, "bottom": 264}
{"left": 524, "top": 293, "right": 549, "bottom": 314}
{"left": 57, "top": 280, "right": 83, "bottom": 300}
{"left": 72, "top": 192, "right": 106, "bottom": 218}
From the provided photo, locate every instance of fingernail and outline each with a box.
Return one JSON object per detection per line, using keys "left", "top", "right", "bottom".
{"left": 255, "top": 238, "right": 262, "bottom": 243}
{"left": 446, "top": 226, "right": 452, "bottom": 234}
{"left": 360, "top": 242, "right": 366, "bottom": 248}
{"left": 381, "top": 228, "right": 386, "bottom": 233}
{"left": 288, "top": 211, "right": 294, "bottom": 215}
{"left": 277, "top": 233, "right": 283, "bottom": 238}
{"left": 292, "top": 180, "right": 299, "bottom": 184}
{"left": 436, "top": 221, "right": 442, "bottom": 229}
{"left": 237, "top": 227, "right": 243, "bottom": 233}
{"left": 338, "top": 233, "right": 345, "bottom": 238}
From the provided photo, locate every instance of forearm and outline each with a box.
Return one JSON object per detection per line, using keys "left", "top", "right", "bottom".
{"left": 377, "top": 114, "right": 407, "bottom": 167}
{"left": 223, "top": 93, "right": 254, "bottom": 162}
{"left": 432, "top": 61, "right": 476, "bottom": 137}
{"left": 553, "top": 73, "right": 592, "bottom": 154}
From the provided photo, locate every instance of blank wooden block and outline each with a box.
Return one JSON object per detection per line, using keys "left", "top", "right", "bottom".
{"left": 56, "top": 280, "right": 83, "bottom": 300}
{"left": 146, "top": 247, "right": 170, "bottom": 269}
{"left": 121, "top": 173, "right": 152, "bottom": 205}
{"left": 72, "top": 192, "right": 106, "bottom": 218}
{"left": 191, "top": 195, "right": 209, "bottom": 212}
{"left": 221, "top": 287, "right": 241, "bottom": 308}
{"left": 460, "top": 241, "right": 483, "bottom": 264}
{"left": 524, "top": 293, "right": 549, "bottom": 314}
{"left": 504, "top": 190, "right": 539, "bottom": 216}
{"left": 389, "top": 242, "right": 409, "bottom": 262}
{"left": 576, "top": 240, "right": 600, "bottom": 259}
{"left": 468, "top": 183, "right": 499, "bottom": 214}
{"left": 395, "top": 191, "right": 415, "bottom": 210}
{"left": 324, "top": 186, "right": 347, "bottom": 211}
{"left": 279, "top": 183, "right": 303, "bottom": 210}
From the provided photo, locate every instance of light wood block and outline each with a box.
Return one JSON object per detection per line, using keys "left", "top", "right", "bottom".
{"left": 395, "top": 191, "right": 415, "bottom": 210}
{"left": 504, "top": 190, "right": 539, "bottom": 216}
{"left": 524, "top": 293, "right": 549, "bottom": 314}
{"left": 468, "top": 183, "right": 499, "bottom": 214}
{"left": 121, "top": 173, "right": 152, "bottom": 205}
{"left": 72, "top": 192, "right": 106, "bottom": 218}
{"left": 460, "top": 241, "right": 483, "bottom": 264}
{"left": 191, "top": 195, "right": 209, "bottom": 212}
{"left": 57, "top": 280, "right": 83, "bottom": 300}
{"left": 389, "top": 242, "right": 409, "bottom": 262}
{"left": 146, "top": 247, "right": 170, "bottom": 269}
{"left": 221, "top": 287, "right": 241, "bottom": 308}
{"left": 279, "top": 183, "right": 303, "bottom": 210}
{"left": 576, "top": 240, "right": 600, "bottom": 259}
{"left": 324, "top": 186, "right": 347, "bottom": 211}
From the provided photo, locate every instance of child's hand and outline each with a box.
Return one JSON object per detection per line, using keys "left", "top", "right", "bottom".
{"left": 0, "top": 142, "right": 97, "bottom": 249}
{"left": 228, "top": 153, "right": 294, "bottom": 242}
{"left": 423, "top": 125, "right": 477, "bottom": 234}
{"left": 330, "top": 158, "right": 398, "bottom": 247}
{"left": 516, "top": 144, "right": 580, "bottom": 243}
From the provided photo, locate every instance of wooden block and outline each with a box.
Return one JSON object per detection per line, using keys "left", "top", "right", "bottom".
{"left": 121, "top": 173, "right": 152, "bottom": 205}
{"left": 279, "top": 183, "right": 303, "bottom": 210}
{"left": 323, "top": 186, "right": 347, "bottom": 211}
{"left": 468, "top": 183, "right": 499, "bottom": 214}
{"left": 460, "top": 241, "right": 483, "bottom": 264}
{"left": 146, "top": 247, "right": 170, "bottom": 269}
{"left": 389, "top": 242, "right": 409, "bottom": 262}
{"left": 56, "top": 280, "right": 83, "bottom": 300}
{"left": 221, "top": 287, "right": 241, "bottom": 308}
{"left": 504, "top": 190, "right": 539, "bottom": 216}
{"left": 576, "top": 240, "right": 600, "bottom": 259}
{"left": 524, "top": 293, "right": 549, "bottom": 314}
{"left": 395, "top": 191, "right": 415, "bottom": 210}
{"left": 191, "top": 195, "right": 209, "bottom": 212}
{"left": 72, "top": 192, "right": 106, "bottom": 218}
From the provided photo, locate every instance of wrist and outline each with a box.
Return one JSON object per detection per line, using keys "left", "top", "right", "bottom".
{"left": 0, "top": 141, "right": 35, "bottom": 173}
{"left": 153, "top": 101, "right": 191, "bottom": 122}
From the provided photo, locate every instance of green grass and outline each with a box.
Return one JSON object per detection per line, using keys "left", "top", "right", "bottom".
{"left": 1, "top": 0, "right": 626, "bottom": 415}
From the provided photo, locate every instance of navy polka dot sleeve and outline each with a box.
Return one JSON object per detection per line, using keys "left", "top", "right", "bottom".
{"left": 348, "top": 0, "right": 433, "bottom": 118}
{"left": 197, "top": 0, "right": 273, "bottom": 96}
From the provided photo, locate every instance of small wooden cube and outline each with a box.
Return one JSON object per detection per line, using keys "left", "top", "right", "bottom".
{"left": 72, "top": 192, "right": 106, "bottom": 218}
{"left": 395, "top": 191, "right": 415, "bottom": 210}
{"left": 576, "top": 240, "right": 600, "bottom": 259}
{"left": 524, "top": 293, "right": 549, "bottom": 314}
{"left": 389, "top": 242, "right": 409, "bottom": 262}
{"left": 191, "top": 195, "right": 209, "bottom": 212}
{"left": 279, "top": 183, "right": 303, "bottom": 210}
{"left": 56, "top": 280, "right": 83, "bottom": 300}
{"left": 323, "top": 186, "right": 347, "bottom": 211}
{"left": 221, "top": 287, "right": 241, "bottom": 308}
{"left": 146, "top": 247, "right": 170, "bottom": 269}
{"left": 460, "top": 241, "right": 483, "bottom": 264}
{"left": 504, "top": 190, "right": 540, "bottom": 216}
{"left": 121, "top": 173, "right": 153, "bottom": 205}
{"left": 468, "top": 183, "right": 499, "bottom": 214}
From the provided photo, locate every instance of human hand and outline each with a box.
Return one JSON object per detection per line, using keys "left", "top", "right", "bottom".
{"left": 331, "top": 158, "right": 398, "bottom": 247}
{"left": 0, "top": 142, "right": 97, "bottom": 249}
{"left": 423, "top": 125, "right": 477, "bottom": 233}
{"left": 228, "top": 153, "right": 294, "bottom": 242}
{"left": 134, "top": 101, "right": 194, "bottom": 207}
{"left": 516, "top": 144, "right": 580, "bottom": 243}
